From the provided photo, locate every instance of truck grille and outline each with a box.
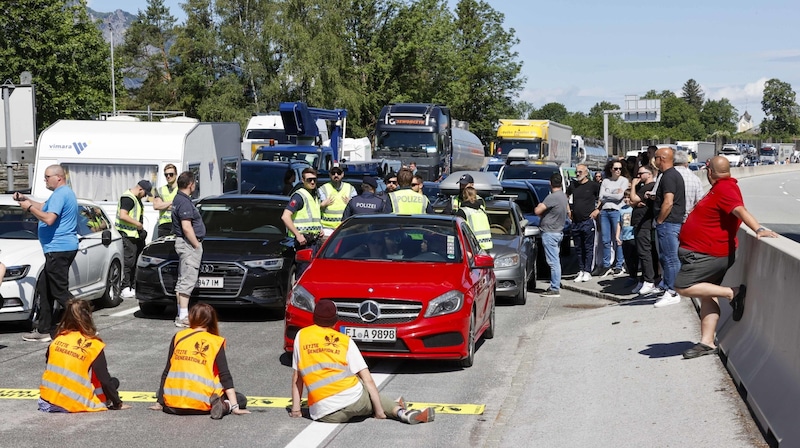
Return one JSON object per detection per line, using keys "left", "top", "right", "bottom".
{"left": 159, "top": 261, "right": 245, "bottom": 297}
{"left": 330, "top": 299, "right": 422, "bottom": 325}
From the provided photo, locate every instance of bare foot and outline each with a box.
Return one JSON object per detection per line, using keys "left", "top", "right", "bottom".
{"left": 148, "top": 403, "right": 163, "bottom": 411}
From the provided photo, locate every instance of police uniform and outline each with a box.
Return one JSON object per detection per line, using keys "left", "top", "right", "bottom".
{"left": 156, "top": 184, "right": 178, "bottom": 236}
{"left": 116, "top": 189, "right": 145, "bottom": 290}
{"left": 460, "top": 206, "right": 493, "bottom": 251}
{"left": 320, "top": 181, "right": 356, "bottom": 230}
{"left": 286, "top": 189, "right": 322, "bottom": 240}
{"left": 387, "top": 188, "right": 433, "bottom": 214}
{"left": 343, "top": 192, "right": 385, "bottom": 219}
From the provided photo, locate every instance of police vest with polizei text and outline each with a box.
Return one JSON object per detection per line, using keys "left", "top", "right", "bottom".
{"left": 162, "top": 329, "right": 225, "bottom": 411}
{"left": 40, "top": 331, "right": 108, "bottom": 412}
{"left": 462, "top": 207, "right": 493, "bottom": 250}
{"left": 389, "top": 189, "right": 429, "bottom": 214}
{"left": 296, "top": 325, "right": 359, "bottom": 408}
{"left": 320, "top": 182, "right": 354, "bottom": 229}
{"left": 290, "top": 188, "right": 322, "bottom": 237}
{"left": 158, "top": 184, "right": 179, "bottom": 225}
{"left": 115, "top": 190, "right": 142, "bottom": 238}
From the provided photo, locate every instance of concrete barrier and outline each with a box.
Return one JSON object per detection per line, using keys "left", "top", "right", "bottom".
{"left": 717, "top": 227, "right": 800, "bottom": 446}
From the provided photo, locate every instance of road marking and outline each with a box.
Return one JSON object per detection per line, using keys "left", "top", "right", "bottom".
{"left": 108, "top": 306, "right": 140, "bottom": 317}
{"left": 784, "top": 191, "right": 789, "bottom": 195}
{"left": 0, "top": 388, "right": 483, "bottom": 414}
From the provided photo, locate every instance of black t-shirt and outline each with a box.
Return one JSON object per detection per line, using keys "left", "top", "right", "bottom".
{"left": 119, "top": 196, "right": 142, "bottom": 222}
{"left": 631, "top": 181, "right": 655, "bottom": 229}
{"left": 654, "top": 167, "right": 686, "bottom": 224}
{"left": 566, "top": 180, "right": 600, "bottom": 222}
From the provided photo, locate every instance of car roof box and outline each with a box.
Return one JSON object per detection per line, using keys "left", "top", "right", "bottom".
{"left": 439, "top": 171, "right": 503, "bottom": 197}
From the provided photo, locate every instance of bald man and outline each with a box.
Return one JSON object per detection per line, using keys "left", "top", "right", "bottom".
{"left": 675, "top": 157, "right": 778, "bottom": 359}
{"left": 652, "top": 146, "right": 685, "bottom": 307}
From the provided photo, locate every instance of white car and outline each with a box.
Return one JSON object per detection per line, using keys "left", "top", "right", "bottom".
{"left": 0, "top": 195, "right": 125, "bottom": 325}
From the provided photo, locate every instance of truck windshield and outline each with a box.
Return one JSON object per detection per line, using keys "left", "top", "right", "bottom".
{"left": 245, "top": 129, "right": 295, "bottom": 144}
{"left": 760, "top": 148, "right": 776, "bottom": 156}
{"left": 375, "top": 131, "right": 437, "bottom": 154}
{"left": 495, "top": 140, "right": 541, "bottom": 158}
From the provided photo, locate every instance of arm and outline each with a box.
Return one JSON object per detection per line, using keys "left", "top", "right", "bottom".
{"left": 615, "top": 218, "right": 622, "bottom": 245}
{"left": 282, "top": 209, "right": 307, "bottom": 246}
{"left": 356, "top": 368, "right": 386, "bottom": 419}
{"left": 290, "top": 369, "right": 304, "bottom": 418}
{"left": 534, "top": 202, "right": 547, "bottom": 216}
{"left": 15, "top": 193, "right": 58, "bottom": 226}
{"left": 152, "top": 195, "right": 172, "bottom": 211}
{"left": 92, "top": 350, "right": 130, "bottom": 410}
{"left": 181, "top": 220, "right": 200, "bottom": 249}
{"left": 732, "top": 206, "right": 779, "bottom": 239}
{"left": 215, "top": 346, "right": 249, "bottom": 415}
{"left": 656, "top": 192, "right": 674, "bottom": 225}
{"left": 119, "top": 209, "right": 144, "bottom": 230}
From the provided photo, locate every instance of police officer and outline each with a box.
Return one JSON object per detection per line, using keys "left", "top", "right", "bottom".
{"left": 343, "top": 176, "right": 385, "bottom": 218}
{"left": 281, "top": 168, "right": 323, "bottom": 275}
{"left": 457, "top": 187, "right": 493, "bottom": 251}
{"left": 116, "top": 180, "right": 152, "bottom": 299}
{"left": 319, "top": 166, "right": 356, "bottom": 233}
{"left": 444, "top": 173, "right": 484, "bottom": 215}
{"left": 385, "top": 169, "right": 434, "bottom": 214}
{"left": 153, "top": 163, "right": 179, "bottom": 237}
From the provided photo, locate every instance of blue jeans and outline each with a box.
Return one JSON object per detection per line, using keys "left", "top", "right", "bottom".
{"left": 600, "top": 209, "right": 623, "bottom": 269}
{"left": 571, "top": 219, "right": 595, "bottom": 272}
{"left": 542, "top": 232, "right": 563, "bottom": 291}
{"left": 656, "top": 222, "right": 682, "bottom": 291}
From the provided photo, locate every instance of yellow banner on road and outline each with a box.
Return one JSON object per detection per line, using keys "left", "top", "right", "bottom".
{"left": 0, "top": 388, "right": 484, "bottom": 414}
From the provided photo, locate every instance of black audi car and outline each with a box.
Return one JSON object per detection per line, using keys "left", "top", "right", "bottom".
{"left": 135, "top": 195, "right": 296, "bottom": 315}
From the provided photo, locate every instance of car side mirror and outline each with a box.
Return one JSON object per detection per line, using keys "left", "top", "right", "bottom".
{"left": 295, "top": 248, "right": 314, "bottom": 263}
{"left": 473, "top": 253, "right": 494, "bottom": 269}
{"left": 524, "top": 226, "right": 541, "bottom": 237}
{"left": 101, "top": 229, "right": 112, "bottom": 246}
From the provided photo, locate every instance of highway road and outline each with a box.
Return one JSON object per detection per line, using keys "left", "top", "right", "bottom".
{"left": 737, "top": 170, "right": 800, "bottom": 243}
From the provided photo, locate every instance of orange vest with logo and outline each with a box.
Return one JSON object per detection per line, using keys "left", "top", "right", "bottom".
{"left": 40, "top": 331, "right": 108, "bottom": 412}
{"left": 162, "top": 329, "right": 225, "bottom": 411}
{"left": 296, "top": 325, "right": 359, "bottom": 407}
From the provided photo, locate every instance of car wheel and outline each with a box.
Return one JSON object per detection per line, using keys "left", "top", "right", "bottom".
{"left": 514, "top": 265, "right": 527, "bottom": 305}
{"left": 96, "top": 260, "right": 123, "bottom": 308}
{"left": 460, "top": 312, "right": 476, "bottom": 368}
{"left": 484, "top": 292, "right": 496, "bottom": 340}
{"left": 139, "top": 302, "right": 167, "bottom": 316}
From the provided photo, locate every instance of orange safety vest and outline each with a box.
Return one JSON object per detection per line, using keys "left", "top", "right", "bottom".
{"left": 40, "top": 331, "right": 108, "bottom": 412}
{"left": 296, "top": 325, "right": 359, "bottom": 407}
{"left": 162, "top": 329, "right": 225, "bottom": 411}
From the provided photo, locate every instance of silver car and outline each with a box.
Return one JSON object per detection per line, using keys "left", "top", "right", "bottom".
{"left": 0, "top": 195, "right": 124, "bottom": 325}
{"left": 484, "top": 200, "right": 539, "bottom": 305}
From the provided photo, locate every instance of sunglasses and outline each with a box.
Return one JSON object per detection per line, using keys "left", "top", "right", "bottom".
{"left": 387, "top": 180, "right": 397, "bottom": 184}
{"left": 164, "top": 172, "right": 176, "bottom": 177}
{"left": 331, "top": 171, "right": 343, "bottom": 176}
{"left": 612, "top": 167, "right": 622, "bottom": 171}
{"left": 304, "top": 177, "right": 317, "bottom": 183}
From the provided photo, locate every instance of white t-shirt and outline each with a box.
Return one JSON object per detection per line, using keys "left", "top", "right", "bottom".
{"left": 293, "top": 333, "right": 368, "bottom": 420}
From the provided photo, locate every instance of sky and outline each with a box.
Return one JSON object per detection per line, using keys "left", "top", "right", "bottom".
{"left": 88, "top": 0, "right": 800, "bottom": 126}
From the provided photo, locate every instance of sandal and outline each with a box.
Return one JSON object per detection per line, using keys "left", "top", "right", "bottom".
{"left": 683, "top": 343, "right": 718, "bottom": 359}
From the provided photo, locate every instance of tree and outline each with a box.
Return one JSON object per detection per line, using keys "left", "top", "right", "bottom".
{"left": 530, "top": 102, "right": 568, "bottom": 122}
{"left": 172, "top": 0, "right": 220, "bottom": 119}
{"left": 0, "top": 0, "right": 111, "bottom": 131}
{"left": 700, "top": 98, "right": 737, "bottom": 135}
{"left": 761, "top": 78, "right": 799, "bottom": 138}
{"left": 681, "top": 79, "right": 704, "bottom": 112}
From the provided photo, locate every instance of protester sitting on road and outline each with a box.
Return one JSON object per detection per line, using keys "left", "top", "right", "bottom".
{"left": 39, "top": 299, "right": 131, "bottom": 413}
{"left": 150, "top": 303, "right": 251, "bottom": 419}
{"left": 675, "top": 156, "right": 778, "bottom": 359}
{"left": 290, "top": 299, "right": 435, "bottom": 424}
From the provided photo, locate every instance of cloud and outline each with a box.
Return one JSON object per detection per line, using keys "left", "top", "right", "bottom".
{"left": 760, "top": 49, "right": 800, "bottom": 63}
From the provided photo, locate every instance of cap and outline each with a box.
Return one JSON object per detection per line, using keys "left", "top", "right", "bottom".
{"left": 362, "top": 176, "right": 378, "bottom": 189}
{"left": 458, "top": 173, "right": 474, "bottom": 185}
{"left": 313, "top": 300, "right": 338, "bottom": 327}
{"left": 330, "top": 166, "right": 344, "bottom": 175}
{"left": 138, "top": 180, "right": 154, "bottom": 196}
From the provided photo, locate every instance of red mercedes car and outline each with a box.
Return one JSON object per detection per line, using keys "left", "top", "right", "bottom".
{"left": 284, "top": 214, "right": 496, "bottom": 367}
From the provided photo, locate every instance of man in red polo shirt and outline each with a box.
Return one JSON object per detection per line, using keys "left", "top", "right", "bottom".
{"left": 675, "top": 156, "right": 778, "bottom": 359}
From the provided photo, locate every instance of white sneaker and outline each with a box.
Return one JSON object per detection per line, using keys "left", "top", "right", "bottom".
{"left": 638, "top": 282, "right": 656, "bottom": 295}
{"left": 653, "top": 291, "right": 680, "bottom": 308}
{"left": 120, "top": 287, "right": 136, "bottom": 299}
{"left": 582, "top": 272, "right": 592, "bottom": 282}
{"left": 631, "top": 282, "right": 643, "bottom": 294}
{"left": 574, "top": 271, "right": 586, "bottom": 282}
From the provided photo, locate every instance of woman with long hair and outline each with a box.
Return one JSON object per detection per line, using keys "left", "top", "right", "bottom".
{"left": 38, "top": 299, "right": 130, "bottom": 412}
{"left": 150, "top": 303, "right": 250, "bottom": 419}
{"left": 596, "top": 159, "right": 630, "bottom": 276}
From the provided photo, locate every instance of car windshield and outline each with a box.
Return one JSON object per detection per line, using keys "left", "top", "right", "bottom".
{"left": 0, "top": 205, "right": 39, "bottom": 239}
{"left": 320, "top": 221, "right": 461, "bottom": 262}
{"left": 500, "top": 165, "right": 560, "bottom": 181}
{"left": 240, "top": 163, "right": 291, "bottom": 194}
{"left": 254, "top": 150, "right": 319, "bottom": 167}
{"left": 198, "top": 202, "right": 287, "bottom": 239}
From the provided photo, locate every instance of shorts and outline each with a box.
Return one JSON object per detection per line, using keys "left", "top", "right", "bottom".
{"left": 674, "top": 247, "right": 734, "bottom": 289}
{"left": 175, "top": 238, "right": 203, "bottom": 295}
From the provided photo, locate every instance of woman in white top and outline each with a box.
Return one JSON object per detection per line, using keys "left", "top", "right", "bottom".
{"left": 597, "top": 159, "right": 630, "bottom": 275}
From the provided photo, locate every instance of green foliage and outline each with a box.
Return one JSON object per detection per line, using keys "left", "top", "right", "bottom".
{"left": 700, "top": 98, "right": 737, "bottom": 135}
{"left": 761, "top": 78, "right": 799, "bottom": 138}
{"left": 0, "top": 0, "right": 111, "bottom": 131}
{"left": 530, "top": 102, "right": 569, "bottom": 122}
{"left": 681, "top": 79, "right": 704, "bottom": 112}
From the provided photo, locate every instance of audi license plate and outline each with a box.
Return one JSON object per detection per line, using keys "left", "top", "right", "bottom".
{"left": 341, "top": 327, "right": 396, "bottom": 342}
{"left": 198, "top": 277, "right": 223, "bottom": 289}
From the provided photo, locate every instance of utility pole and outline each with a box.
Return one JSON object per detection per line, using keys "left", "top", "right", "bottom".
{"left": 2, "top": 79, "right": 15, "bottom": 191}
{"left": 109, "top": 23, "right": 117, "bottom": 115}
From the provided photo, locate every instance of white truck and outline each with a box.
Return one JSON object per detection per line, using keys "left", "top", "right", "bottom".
{"left": 33, "top": 119, "right": 242, "bottom": 242}
{"left": 676, "top": 141, "right": 715, "bottom": 163}
{"left": 720, "top": 144, "right": 743, "bottom": 167}
{"left": 241, "top": 113, "right": 329, "bottom": 160}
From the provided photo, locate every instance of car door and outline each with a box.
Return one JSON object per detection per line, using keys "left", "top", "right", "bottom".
{"left": 75, "top": 205, "right": 107, "bottom": 292}
{"left": 460, "top": 223, "right": 491, "bottom": 324}
{"left": 515, "top": 205, "right": 535, "bottom": 279}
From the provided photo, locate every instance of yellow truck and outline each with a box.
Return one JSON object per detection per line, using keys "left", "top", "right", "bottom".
{"left": 493, "top": 119, "right": 572, "bottom": 164}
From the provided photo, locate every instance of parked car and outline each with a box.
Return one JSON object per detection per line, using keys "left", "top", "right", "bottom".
{"left": 284, "top": 214, "right": 496, "bottom": 367}
{"left": 485, "top": 199, "right": 539, "bottom": 304}
{"left": 239, "top": 160, "right": 311, "bottom": 195}
{"left": 0, "top": 196, "right": 124, "bottom": 326}
{"left": 480, "top": 158, "right": 504, "bottom": 177}
{"left": 135, "top": 195, "right": 296, "bottom": 316}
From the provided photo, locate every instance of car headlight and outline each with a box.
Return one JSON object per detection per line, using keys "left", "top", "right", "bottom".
{"left": 3, "top": 265, "right": 30, "bottom": 281}
{"left": 289, "top": 285, "right": 316, "bottom": 313}
{"left": 424, "top": 290, "right": 464, "bottom": 318}
{"left": 493, "top": 253, "right": 520, "bottom": 268}
{"left": 243, "top": 258, "right": 284, "bottom": 270}
{"left": 137, "top": 255, "right": 166, "bottom": 268}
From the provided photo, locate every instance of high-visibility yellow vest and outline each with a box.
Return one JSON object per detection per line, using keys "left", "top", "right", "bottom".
{"left": 296, "top": 325, "right": 359, "bottom": 408}
{"left": 389, "top": 189, "right": 429, "bottom": 215}
{"left": 462, "top": 207, "right": 493, "bottom": 250}
{"left": 162, "top": 329, "right": 225, "bottom": 411}
{"left": 40, "top": 331, "right": 108, "bottom": 413}
{"left": 452, "top": 196, "right": 485, "bottom": 213}
{"left": 290, "top": 188, "right": 322, "bottom": 237}
{"left": 158, "top": 184, "right": 179, "bottom": 226}
{"left": 115, "top": 190, "right": 142, "bottom": 238}
{"left": 320, "top": 182, "right": 354, "bottom": 229}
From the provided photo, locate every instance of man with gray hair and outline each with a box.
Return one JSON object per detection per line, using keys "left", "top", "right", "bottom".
{"left": 674, "top": 150, "right": 705, "bottom": 221}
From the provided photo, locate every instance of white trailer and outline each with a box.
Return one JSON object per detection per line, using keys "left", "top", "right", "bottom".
{"left": 676, "top": 141, "right": 715, "bottom": 163}
{"left": 32, "top": 120, "right": 242, "bottom": 242}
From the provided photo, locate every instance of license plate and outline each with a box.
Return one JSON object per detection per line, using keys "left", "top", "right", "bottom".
{"left": 341, "top": 327, "right": 396, "bottom": 342}
{"left": 198, "top": 277, "right": 223, "bottom": 289}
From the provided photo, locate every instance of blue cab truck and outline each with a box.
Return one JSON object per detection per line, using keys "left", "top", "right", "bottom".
{"left": 373, "top": 103, "right": 485, "bottom": 181}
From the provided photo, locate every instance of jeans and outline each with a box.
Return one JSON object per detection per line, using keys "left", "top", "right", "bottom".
{"left": 656, "top": 222, "right": 682, "bottom": 291}
{"left": 571, "top": 219, "right": 595, "bottom": 272}
{"left": 542, "top": 232, "right": 563, "bottom": 291}
{"left": 600, "top": 209, "right": 623, "bottom": 269}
